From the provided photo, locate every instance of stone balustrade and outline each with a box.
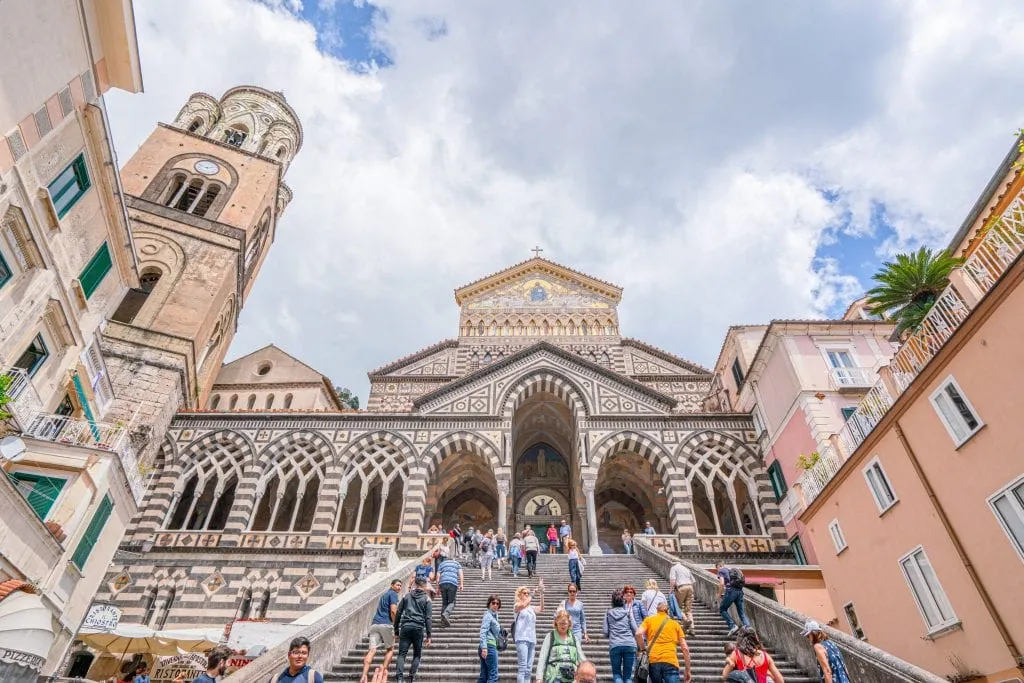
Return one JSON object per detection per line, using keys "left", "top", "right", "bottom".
{"left": 634, "top": 538, "right": 947, "bottom": 683}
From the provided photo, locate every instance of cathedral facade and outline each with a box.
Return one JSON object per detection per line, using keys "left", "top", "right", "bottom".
{"left": 100, "top": 257, "right": 790, "bottom": 629}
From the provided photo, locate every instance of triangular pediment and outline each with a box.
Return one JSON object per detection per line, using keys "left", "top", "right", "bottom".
{"left": 622, "top": 339, "right": 711, "bottom": 376}
{"left": 455, "top": 257, "right": 622, "bottom": 308}
{"left": 414, "top": 342, "right": 677, "bottom": 417}
{"left": 215, "top": 344, "right": 329, "bottom": 386}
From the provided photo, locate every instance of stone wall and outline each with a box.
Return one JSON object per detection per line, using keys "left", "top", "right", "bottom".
{"left": 634, "top": 538, "right": 947, "bottom": 683}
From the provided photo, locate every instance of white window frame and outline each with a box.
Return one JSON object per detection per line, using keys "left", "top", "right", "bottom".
{"left": 988, "top": 474, "right": 1024, "bottom": 563}
{"left": 862, "top": 456, "right": 898, "bottom": 514}
{"left": 898, "top": 545, "right": 958, "bottom": 634}
{"left": 828, "top": 518, "right": 847, "bottom": 554}
{"left": 842, "top": 601, "right": 866, "bottom": 640}
{"left": 81, "top": 338, "right": 114, "bottom": 417}
{"left": 816, "top": 341, "right": 863, "bottom": 387}
{"left": 751, "top": 406, "right": 765, "bottom": 435}
{"left": 929, "top": 376, "right": 983, "bottom": 447}
{"left": 6, "top": 465, "right": 73, "bottom": 521}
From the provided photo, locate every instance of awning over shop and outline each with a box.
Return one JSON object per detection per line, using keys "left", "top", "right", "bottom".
{"left": 0, "top": 584, "right": 54, "bottom": 675}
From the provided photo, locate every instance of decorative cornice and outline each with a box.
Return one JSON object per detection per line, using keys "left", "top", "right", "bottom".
{"left": 621, "top": 338, "right": 711, "bottom": 375}
{"left": 453, "top": 257, "right": 622, "bottom": 305}
{"left": 367, "top": 339, "right": 459, "bottom": 378}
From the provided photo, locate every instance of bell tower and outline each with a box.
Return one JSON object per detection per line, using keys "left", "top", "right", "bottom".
{"left": 100, "top": 86, "right": 302, "bottom": 463}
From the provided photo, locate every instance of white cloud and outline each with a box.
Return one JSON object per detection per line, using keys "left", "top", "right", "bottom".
{"left": 106, "top": 0, "right": 1024, "bottom": 396}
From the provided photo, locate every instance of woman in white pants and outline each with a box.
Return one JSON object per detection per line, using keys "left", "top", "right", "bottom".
{"left": 513, "top": 585, "right": 542, "bottom": 683}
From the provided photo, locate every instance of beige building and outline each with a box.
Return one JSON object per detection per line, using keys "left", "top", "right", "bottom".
{"left": 205, "top": 344, "right": 344, "bottom": 413}
{"left": 801, "top": 138, "right": 1024, "bottom": 681}
{"left": 0, "top": 1, "right": 144, "bottom": 680}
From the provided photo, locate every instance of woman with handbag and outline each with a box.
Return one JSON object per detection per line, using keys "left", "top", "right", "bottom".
{"left": 634, "top": 601, "right": 691, "bottom": 683}
{"left": 536, "top": 609, "right": 586, "bottom": 683}
{"left": 477, "top": 594, "right": 503, "bottom": 683}
{"left": 566, "top": 540, "right": 585, "bottom": 592}
{"left": 721, "top": 629, "right": 785, "bottom": 683}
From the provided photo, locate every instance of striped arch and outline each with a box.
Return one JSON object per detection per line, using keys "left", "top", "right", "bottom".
{"left": 249, "top": 431, "right": 335, "bottom": 534}
{"left": 257, "top": 429, "right": 336, "bottom": 466}
{"left": 590, "top": 431, "right": 687, "bottom": 535}
{"left": 500, "top": 369, "right": 591, "bottom": 420}
{"left": 134, "top": 438, "right": 180, "bottom": 538}
{"left": 334, "top": 431, "right": 416, "bottom": 535}
{"left": 675, "top": 430, "right": 787, "bottom": 548}
{"left": 421, "top": 431, "right": 501, "bottom": 478}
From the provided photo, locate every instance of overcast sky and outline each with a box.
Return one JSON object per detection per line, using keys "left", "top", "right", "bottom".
{"left": 106, "top": 0, "right": 1024, "bottom": 400}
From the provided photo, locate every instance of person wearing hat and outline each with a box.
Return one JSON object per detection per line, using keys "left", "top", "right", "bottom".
{"left": 800, "top": 620, "right": 851, "bottom": 683}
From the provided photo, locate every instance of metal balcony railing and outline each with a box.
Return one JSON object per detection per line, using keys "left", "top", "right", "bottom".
{"left": 828, "top": 366, "right": 874, "bottom": 391}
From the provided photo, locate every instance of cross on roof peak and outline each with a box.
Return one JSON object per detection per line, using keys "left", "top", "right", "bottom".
{"left": 531, "top": 246, "right": 544, "bottom": 258}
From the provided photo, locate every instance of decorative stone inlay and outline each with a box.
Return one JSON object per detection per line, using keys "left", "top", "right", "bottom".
{"left": 110, "top": 570, "right": 132, "bottom": 594}
{"left": 293, "top": 571, "right": 320, "bottom": 599}
{"left": 201, "top": 571, "right": 226, "bottom": 597}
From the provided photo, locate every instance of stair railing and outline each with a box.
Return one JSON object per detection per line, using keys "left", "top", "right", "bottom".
{"left": 633, "top": 538, "right": 946, "bottom": 683}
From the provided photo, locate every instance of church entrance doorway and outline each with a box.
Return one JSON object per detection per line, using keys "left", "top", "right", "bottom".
{"left": 426, "top": 447, "right": 499, "bottom": 532}
{"left": 595, "top": 449, "right": 667, "bottom": 553}
{"left": 510, "top": 387, "right": 581, "bottom": 548}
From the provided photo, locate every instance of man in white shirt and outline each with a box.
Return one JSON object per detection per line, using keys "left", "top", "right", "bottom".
{"left": 669, "top": 560, "right": 695, "bottom": 633}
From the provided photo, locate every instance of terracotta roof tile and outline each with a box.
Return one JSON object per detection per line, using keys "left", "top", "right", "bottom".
{"left": 0, "top": 580, "right": 35, "bottom": 603}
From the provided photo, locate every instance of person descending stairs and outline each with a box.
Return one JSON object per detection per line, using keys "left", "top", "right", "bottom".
{"left": 328, "top": 553, "right": 819, "bottom": 681}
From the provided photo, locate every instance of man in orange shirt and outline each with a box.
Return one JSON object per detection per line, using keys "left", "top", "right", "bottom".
{"left": 635, "top": 601, "right": 691, "bottom": 683}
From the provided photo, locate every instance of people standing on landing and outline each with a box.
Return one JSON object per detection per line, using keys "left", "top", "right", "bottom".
{"left": 393, "top": 577, "right": 432, "bottom": 683}
{"left": 436, "top": 551, "right": 464, "bottom": 627}
{"left": 635, "top": 601, "right": 691, "bottom": 683}
{"left": 566, "top": 539, "right": 586, "bottom": 592}
{"left": 270, "top": 637, "right": 325, "bottom": 683}
{"left": 480, "top": 530, "right": 495, "bottom": 580}
{"left": 513, "top": 585, "right": 543, "bottom": 683}
{"left": 559, "top": 583, "right": 590, "bottom": 644}
{"left": 668, "top": 561, "right": 695, "bottom": 633}
{"left": 537, "top": 609, "right": 586, "bottom": 683}
{"left": 559, "top": 519, "right": 572, "bottom": 552}
{"left": 622, "top": 585, "right": 646, "bottom": 627}
{"left": 721, "top": 628, "right": 785, "bottom": 683}
{"left": 603, "top": 589, "right": 640, "bottom": 683}
{"left": 477, "top": 595, "right": 503, "bottom": 683}
{"left": 641, "top": 578, "right": 667, "bottom": 616}
{"left": 801, "top": 621, "right": 851, "bottom": 683}
{"left": 510, "top": 532, "right": 525, "bottom": 577}
{"left": 643, "top": 521, "right": 656, "bottom": 536}
{"left": 715, "top": 561, "right": 750, "bottom": 636}
{"left": 621, "top": 530, "right": 633, "bottom": 555}
{"left": 547, "top": 524, "right": 560, "bottom": 554}
{"left": 360, "top": 579, "right": 401, "bottom": 683}
{"left": 524, "top": 529, "right": 541, "bottom": 577}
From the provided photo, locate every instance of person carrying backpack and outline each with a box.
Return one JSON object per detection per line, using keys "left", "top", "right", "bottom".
{"left": 714, "top": 560, "right": 751, "bottom": 636}
{"left": 536, "top": 608, "right": 586, "bottom": 683}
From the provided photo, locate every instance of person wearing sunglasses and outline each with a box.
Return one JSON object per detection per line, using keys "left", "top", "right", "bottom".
{"left": 478, "top": 594, "right": 503, "bottom": 683}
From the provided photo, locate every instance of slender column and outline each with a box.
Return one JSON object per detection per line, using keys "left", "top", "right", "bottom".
{"left": 583, "top": 479, "right": 602, "bottom": 555}
{"left": 497, "top": 479, "right": 509, "bottom": 532}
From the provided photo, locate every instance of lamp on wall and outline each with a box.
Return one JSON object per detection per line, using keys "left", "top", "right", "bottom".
{"left": 814, "top": 392, "right": 826, "bottom": 401}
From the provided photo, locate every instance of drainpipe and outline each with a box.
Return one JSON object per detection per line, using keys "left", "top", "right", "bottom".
{"left": 894, "top": 422, "right": 1022, "bottom": 672}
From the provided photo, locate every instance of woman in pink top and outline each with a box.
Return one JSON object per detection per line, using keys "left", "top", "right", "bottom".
{"left": 546, "top": 524, "right": 559, "bottom": 554}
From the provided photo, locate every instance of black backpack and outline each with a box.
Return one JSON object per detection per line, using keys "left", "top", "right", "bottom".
{"left": 727, "top": 567, "right": 746, "bottom": 589}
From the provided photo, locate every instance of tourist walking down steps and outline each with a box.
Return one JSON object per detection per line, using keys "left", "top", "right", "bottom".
{"left": 510, "top": 532, "right": 525, "bottom": 577}
{"left": 477, "top": 594, "right": 503, "bottom": 683}
{"left": 480, "top": 530, "right": 495, "bottom": 580}
{"left": 566, "top": 539, "right": 586, "bottom": 592}
{"left": 537, "top": 608, "right": 586, "bottom": 683}
{"left": 558, "top": 583, "right": 590, "bottom": 644}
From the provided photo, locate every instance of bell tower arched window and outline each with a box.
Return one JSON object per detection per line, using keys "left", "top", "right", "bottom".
{"left": 224, "top": 126, "right": 248, "bottom": 147}
{"left": 187, "top": 118, "right": 203, "bottom": 133}
{"left": 112, "top": 267, "right": 162, "bottom": 324}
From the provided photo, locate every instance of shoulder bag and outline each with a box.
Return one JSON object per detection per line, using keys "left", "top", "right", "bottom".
{"left": 633, "top": 615, "right": 671, "bottom": 683}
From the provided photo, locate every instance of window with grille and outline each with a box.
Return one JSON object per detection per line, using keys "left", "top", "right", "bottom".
{"left": 71, "top": 495, "right": 113, "bottom": 570}
{"left": 78, "top": 242, "right": 112, "bottom": 299}
{"left": 899, "top": 546, "right": 957, "bottom": 632}
{"left": 930, "top": 377, "right": 982, "bottom": 446}
{"left": 48, "top": 154, "right": 91, "bottom": 218}
{"left": 989, "top": 475, "right": 1024, "bottom": 562}
{"left": 863, "top": 457, "right": 898, "bottom": 514}
{"left": 224, "top": 128, "right": 247, "bottom": 147}
{"left": 0, "top": 250, "right": 11, "bottom": 290}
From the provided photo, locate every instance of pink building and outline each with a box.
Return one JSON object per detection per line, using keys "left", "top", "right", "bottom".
{"left": 709, "top": 320, "right": 896, "bottom": 568}
{"left": 801, "top": 138, "right": 1024, "bottom": 681}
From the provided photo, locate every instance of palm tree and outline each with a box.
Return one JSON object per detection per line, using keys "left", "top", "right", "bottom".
{"left": 865, "top": 247, "right": 963, "bottom": 336}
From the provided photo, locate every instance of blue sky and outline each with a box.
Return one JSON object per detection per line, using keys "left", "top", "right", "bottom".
{"left": 108, "top": 1, "right": 1024, "bottom": 395}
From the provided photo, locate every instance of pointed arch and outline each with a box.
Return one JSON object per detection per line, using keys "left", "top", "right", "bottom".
{"left": 165, "top": 430, "right": 254, "bottom": 531}
{"left": 422, "top": 431, "right": 501, "bottom": 478}
{"left": 499, "top": 368, "right": 592, "bottom": 420}
{"left": 250, "top": 431, "right": 335, "bottom": 532}
{"left": 334, "top": 431, "right": 414, "bottom": 533}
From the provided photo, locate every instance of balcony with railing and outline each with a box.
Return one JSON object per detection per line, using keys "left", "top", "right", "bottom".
{"left": 5, "top": 368, "right": 144, "bottom": 504}
{"left": 827, "top": 366, "right": 875, "bottom": 392}
{"left": 797, "top": 191, "right": 1024, "bottom": 509}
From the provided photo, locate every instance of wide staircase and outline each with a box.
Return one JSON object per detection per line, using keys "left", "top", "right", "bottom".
{"left": 327, "top": 553, "right": 817, "bottom": 681}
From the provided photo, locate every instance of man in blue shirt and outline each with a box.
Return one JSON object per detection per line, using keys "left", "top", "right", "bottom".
{"left": 269, "top": 637, "right": 324, "bottom": 683}
{"left": 360, "top": 579, "right": 402, "bottom": 683}
{"left": 558, "top": 519, "right": 572, "bottom": 553}
{"left": 715, "top": 560, "right": 750, "bottom": 636}
{"left": 188, "top": 646, "right": 230, "bottom": 683}
{"left": 643, "top": 520, "right": 657, "bottom": 535}
{"left": 435, "top": 550, "right": 464, "bottom": 626}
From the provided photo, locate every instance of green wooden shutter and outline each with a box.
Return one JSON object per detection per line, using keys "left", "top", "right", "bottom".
{"left": 767, "top": 461, "right": 787, "bottom": 501}
{"left": 10, "top": 472, "right": 66, "bottom": 520}
{"left": 71, "top": 495, "right": 113, "bottom": 570}
{"left": 79, "top": 242, "right": 112, "bottom": 299}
